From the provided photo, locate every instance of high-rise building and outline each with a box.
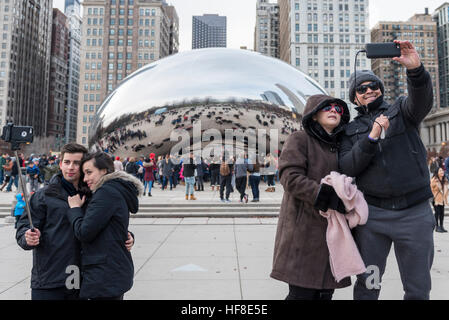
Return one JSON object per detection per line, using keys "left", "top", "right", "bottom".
{"left": 371, "top": 12, "right": 439, "bottom": 108}
{"left": 77, "top": 0, "right": 179, "bottom": 147}
{"left": 165, "top": 5, "right": 179, "bottom": 55}
{"left": 192, "top": 14, "right": 227, "bottom": 49}
{"left": 254, "top": 0, "right": 279, "bottom": 58}
{"left": 64, "top": 0, "right": 82, "bottom": 145}
{"left": 419, "top": 4, "right": 449, "bottom": 153}
{"left": 278, "top": 0, "right": 371, "bottom": 105}
{"left": 48, "top": 9, "right": 70, "bottom": 151}
{"left": 0, "top": 0, "right": 52, "bottom": 140}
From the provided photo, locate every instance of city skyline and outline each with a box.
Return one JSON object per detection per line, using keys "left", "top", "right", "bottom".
{"left": 54, "top": 0, "right": 446, "bottom": 51}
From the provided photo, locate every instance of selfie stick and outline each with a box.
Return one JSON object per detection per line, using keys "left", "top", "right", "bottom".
{"left": 12, "top": 145, "right": 34, "bottom": 232}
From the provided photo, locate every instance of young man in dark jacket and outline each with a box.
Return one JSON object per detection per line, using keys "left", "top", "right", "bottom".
{"left": 16, "top": 143, "right": 135, "bottom": 300}
{"left": 339, "top": 40, "right": 434, "bottom": 300}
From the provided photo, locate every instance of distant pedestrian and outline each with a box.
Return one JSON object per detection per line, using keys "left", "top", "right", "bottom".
{"left": 234, "top": 154, "right": 249, "bottom": 203}
{"left": 143, "top": 157, "right": 156, "bottom": 196}
{"left": 14, "top": 193, "right": 25, "bottom": 229}
{"left": 431, "top": 167, "right": 448, "bottom": 233}
{"left": 114, "top": 156, "right": 124, "bottom": 172}
{"left": 209, "top": 158, "right": 220, "bottom": 191}
{"left": 183, "top": 152, "right": 197, "bottom": 200}
{"left": 219, "top": 157, "right": 233, "bottom": 203}
{"left": 248, "top": 155, "right": 261, "bottom": 202}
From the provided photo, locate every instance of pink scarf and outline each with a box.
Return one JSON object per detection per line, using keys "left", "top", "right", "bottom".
{"left": 320, "top": 172, "right": 369, "bottom": 283}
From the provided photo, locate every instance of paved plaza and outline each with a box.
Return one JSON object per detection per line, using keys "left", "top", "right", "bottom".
{"left": 0, "top": 181, "right": 448, "bottom": 300}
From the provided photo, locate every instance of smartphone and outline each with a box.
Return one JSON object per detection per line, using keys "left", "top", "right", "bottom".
{"left": 365, "top": 43, "right": 401, "bottom": 59}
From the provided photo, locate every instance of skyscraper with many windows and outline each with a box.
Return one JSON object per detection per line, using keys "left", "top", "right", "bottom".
{"left": 192, "top": 14, "right": 227, "bottom": 49}
{"left": 254, "top": 0, "right": 279, "bottom": 58}
{"left": 0, "top": 0, "right": 52, "bottom": 144}
{"left": 77, "top": 0, "right": 179, "bottom": 147}
{"left": 48, "top": 9, "right": 70, "bottom": 151}
{"left": 278, "top": 0, "right": 370, "bottom": 105}
{"left": 64, "top": 0, "right": 82, "bottom": 145}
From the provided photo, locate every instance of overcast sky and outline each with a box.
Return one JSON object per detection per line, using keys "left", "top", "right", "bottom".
{"left": 53, "top": 0, "right": 446, "bottom": 51}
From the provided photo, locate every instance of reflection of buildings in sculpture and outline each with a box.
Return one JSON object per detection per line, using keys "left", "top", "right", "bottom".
{"left": 275, "top": 83, "right": 306, "bottom": 114}
{"left": 89, "top": 48, "right": 327, "bottom": 158}
{"left": 261, "top": 91, "right": 285, "bottom": 106}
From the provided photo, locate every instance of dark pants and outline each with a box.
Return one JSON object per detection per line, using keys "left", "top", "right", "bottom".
{"left": 434, "top": 204, "right": 444, "bottom": 227}
{"left": 267, "top": 174, "right": 275, "bottom": 187}
{"left": 31, "top": 287, "right": 80, "bottom": 300}
{"left": 286, "top": 285, "right": 334, "bottom": 301}
{"left": 249, "top": 175, "right": 261, "bottom": 200}
{"left": 162, "top": 176, "right": 173, "bottom": 190}
{"left": 235, "top": 176, "right": 247, "bottom": 200}
{"left": 196, "top": 176, "right": 204, "bottom": 191}
{"left": 220, "top": 175, "right": 232, "bottom": 200}
{"left": 211, "top": 170, "right": 220, "bottom": 186}
{"left": 353, "top": 201, "right": 434, "bottom": 300}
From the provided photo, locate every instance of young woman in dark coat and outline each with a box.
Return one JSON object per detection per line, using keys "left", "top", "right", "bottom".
{"left": 67, "top": 152, "right": 143, "bottom": 300}
{"left": 271, "top": 94, "right": 351, "bottom": 300}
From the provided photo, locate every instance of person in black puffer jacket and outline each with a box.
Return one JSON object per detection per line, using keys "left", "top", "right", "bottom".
{"left": 340, "top": 40, "right": 434, "bottom": 300}
{"left": 67, "top": 152, "right": 143, "bottom": 300}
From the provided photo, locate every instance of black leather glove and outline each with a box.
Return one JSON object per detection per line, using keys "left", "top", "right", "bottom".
{"left": 314, "top": 184, "right": 346, "bottom": 214}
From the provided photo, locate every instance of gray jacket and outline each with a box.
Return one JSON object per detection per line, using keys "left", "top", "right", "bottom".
{"left": 234, "top": 162, "right": 249, "bottom": 178}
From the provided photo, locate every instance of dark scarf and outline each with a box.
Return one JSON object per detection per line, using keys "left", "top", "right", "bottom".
{"left": 61, "top": 177, "right": 78, "bottom": 196}
{"left": 356, "top": 95, "right": 384, "bottom": 115}
{"left": 309, "top": 121, "right": 339, "bottom": 153}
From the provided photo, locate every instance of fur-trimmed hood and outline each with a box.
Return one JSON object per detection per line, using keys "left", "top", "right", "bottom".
{"left": 92, "top": 171, "right": 144, "bottom": 214}
{"left": 93, "top": 171, "right": 144, "bottom": 195}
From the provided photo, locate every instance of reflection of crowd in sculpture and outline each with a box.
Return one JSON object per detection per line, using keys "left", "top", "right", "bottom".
{"left": 98, "top": 127, "right": 147, "bottom": 154}
{"left": 95, "top": 102, "right": 302, "bottom": 156}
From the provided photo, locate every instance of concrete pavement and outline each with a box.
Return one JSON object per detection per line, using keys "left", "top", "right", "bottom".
{"left": 1, "top": 180, "right": 449, "bottom": 300}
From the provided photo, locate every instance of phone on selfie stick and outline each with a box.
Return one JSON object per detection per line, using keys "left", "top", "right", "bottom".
{"left": 1, "top": 123, "right": 35, "bottom": 231}
{"left": 365, "top": 43, "right": 401, "bottom": 59}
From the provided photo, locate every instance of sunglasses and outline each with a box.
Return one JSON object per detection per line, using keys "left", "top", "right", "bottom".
{"left": 356, "top": 82, "right": 380, "bottom": 94}
{"left": 322, "top": 103, "right": 344, "bottom": 115}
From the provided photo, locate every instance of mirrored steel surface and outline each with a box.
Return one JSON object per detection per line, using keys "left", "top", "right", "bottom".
{"left": 90, "top": 48, "right": 327, "bottom": 158}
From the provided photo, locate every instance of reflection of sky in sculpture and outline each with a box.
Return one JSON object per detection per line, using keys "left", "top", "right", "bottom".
{"left": 96, "top": 48, "right": 327, "bottom": 129}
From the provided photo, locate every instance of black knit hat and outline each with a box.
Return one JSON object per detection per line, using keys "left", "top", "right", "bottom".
{"left": 348, "top": 70, "right": 384, "bottom": 104}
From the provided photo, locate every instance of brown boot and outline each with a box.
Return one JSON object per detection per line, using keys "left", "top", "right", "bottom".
{"left": 185, "top": 195, "right": 189, "bottom": 200}
{"left": 190, "top": 194, "right": 197, "bottom": 200}
{"left": 265, "top": 187, "right": 271, "bottom": 192}
{"left": 212, "top": 186, "right": 214, "bottom": 191}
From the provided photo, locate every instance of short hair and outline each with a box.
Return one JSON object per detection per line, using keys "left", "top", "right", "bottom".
{"left": 82, "top": 152, "right": 114, "bottom": 174}
{"left": 61, "top": 143, "right": 88, "bottom": 161}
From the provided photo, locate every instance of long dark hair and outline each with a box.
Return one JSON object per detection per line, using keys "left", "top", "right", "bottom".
{"left": 432, "top": 167, "right": 447, "bottom": 185}
{"left": 82, "top": 152, "right": 115, "bottom": 174}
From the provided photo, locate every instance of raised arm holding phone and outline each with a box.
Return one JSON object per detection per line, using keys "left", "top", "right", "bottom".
{"left": 339, "top": 40, "right": 435, "bottom": 300}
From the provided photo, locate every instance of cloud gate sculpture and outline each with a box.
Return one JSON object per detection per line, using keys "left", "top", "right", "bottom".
{"left": 89, "top": 48, "right": 327, "bottom": 160}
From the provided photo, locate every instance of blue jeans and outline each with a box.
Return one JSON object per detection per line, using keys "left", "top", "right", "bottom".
{"left": 185, "top": 176, "right": 195, "bottom": 195}
{"left": 144, "top": 180, "right": 153, "bottom": 194}
{"left": 6, "top": 175, "right": 18, "bottom": 191}
{"left": 162, "top": 176, "right": 173, "bottom": 190}
{"left": 249, "top": 175, "right": 261, "bottom": 200}
{"left": 0, "top": 170, "right": 4, "bottom": 185}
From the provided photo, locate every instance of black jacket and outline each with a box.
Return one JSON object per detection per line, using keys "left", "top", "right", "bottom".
{"left": 16, "top": 174, "right": 82, "bottom": 289}
{"left": 339, "top": 64, "right": 433, "bottom": 210}
{"left": 183, "top": 158, "right": 197, "bottom": 178}
{"left": 66, "top": 171, "right": 143, "bottom": 299}
{"left": 125, "top": 161, "right": 139, "bottom": 176}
